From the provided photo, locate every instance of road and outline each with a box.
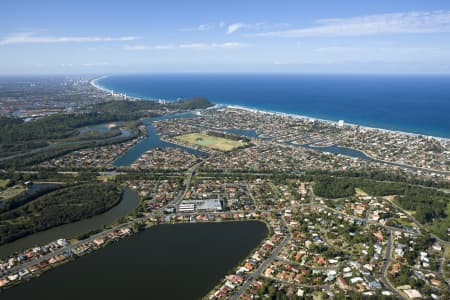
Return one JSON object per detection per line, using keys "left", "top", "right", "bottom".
{"left": 173, "top": 158, "right": 208, "bottom": 211}
{"left": 438, "top": 258, "right": 450, "bottom": 286}
{"left": 230, "top": 217, "right": 290, "bottom": 300}
{"left": 379, "top": 230, "right": 405, "bottom": 300}
{"left": 3, "top": 156, "right": 210, "bottom": 278}
{"left": 386, "top": 198, "right": 450, "bottom": 246}
{"left": 4, "top": 219, "right": 138, "bottom": 276}
{"left": 0, "top": 195, "right": 424, "bottom": 279}
{"left": 275, "top": 256, "right": 341, "bottom": 271}
{"left": 3, "top": 169, "right": 448, "bottom": 300}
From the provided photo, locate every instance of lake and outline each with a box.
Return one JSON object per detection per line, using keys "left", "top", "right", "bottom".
{"left": 0, "top": 221, "right": 268, "bottom": 300}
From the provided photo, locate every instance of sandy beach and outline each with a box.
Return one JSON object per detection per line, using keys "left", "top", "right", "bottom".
{"left": 90, "top": 76, "right": 449, "bottom": 143}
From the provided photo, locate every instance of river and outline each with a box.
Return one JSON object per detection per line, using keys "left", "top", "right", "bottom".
{"left": 0, "top": 113, "right": 206, "bottom": 257}
{"left": 0, "top": 188, "right": 140, "bottom": 258}
{"left": 0, "top": 221, "right": 268, "bottom": 300}
{"left": 113, "top": 113, "right": 206, "bottom": 167}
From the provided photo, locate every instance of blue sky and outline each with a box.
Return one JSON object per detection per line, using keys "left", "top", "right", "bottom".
{"left": 1, "top": 0, "right": 450, "bottom": 74}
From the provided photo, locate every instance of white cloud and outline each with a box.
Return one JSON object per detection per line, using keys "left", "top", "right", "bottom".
{"left": 251, "top": 10, "right": 450, "bottom": 37}
{"left": 227, "top": 23, "right": 246, "bottom": 34}
{"left": 180, "top": 22, "right": 227, "bottom": 32}
{"left": 227, "top": 22, "right": 280, "bottom": 34}
{"left": 182, "top": 22, "right": 287, "bottom": 34}
{"left": 180, "top": 24, "right": 215, "bottom": 32}
{"left": 125, "top": 44, "right": 176, "bottom": 50}
{"left": 125, "top": 42, "right": 248, "bottom": 50}
{"left": 82, "top": 62, "right": 110, "bottom": 67}
{"left": 0, "top": 32, "right": 141, "bottom": 45}
{"left": 316, "top": 47, "right": 363, "bottom": 52}
{"left": 316, "top": 46, "right": 441, "bottom": 53}
{"left": 181, "top": 22, "right": 260, "bottom": 33}
{"left": 227, "top": 22, "right": 286, "bottom": 34}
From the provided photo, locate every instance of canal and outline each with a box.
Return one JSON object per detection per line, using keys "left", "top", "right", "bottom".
{"left": 0, "top": 188, "right": 140, "bottom": 258}
{"left": 113, "top": 113, "right": 206, "bottom": 167}
{"left": 1, "top": 221, "right": 268, "bottom": 300}
{"left": 304, "top": 144, "right": 370, "bottom": 160}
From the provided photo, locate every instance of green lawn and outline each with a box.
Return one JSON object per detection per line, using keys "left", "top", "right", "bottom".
{"left": 176, "top": 132, "right": 247, "bottom": 151}
{"left": 0, "top": 179, "right": 10, "bottom": 190}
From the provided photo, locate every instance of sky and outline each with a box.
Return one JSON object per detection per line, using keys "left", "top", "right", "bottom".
{"left": 1, "top": 0, "right": 450, "bottom": 74}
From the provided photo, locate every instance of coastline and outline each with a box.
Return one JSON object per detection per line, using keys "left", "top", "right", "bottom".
{"left": 90, "top": 75, "right": 110, "bottom": 94}
{"left": 225, "top": 104, "right": 450, "bottom": 143}
{"left": 90, "top": 76, "right": 450, "bottom": 142}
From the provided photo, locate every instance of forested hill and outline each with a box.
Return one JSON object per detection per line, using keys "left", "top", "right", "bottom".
{"left": 168, "top": 97, "right": 213, "bottom": 110}
{"left": 90, "top": 96, "right": 213, "bottom": 112}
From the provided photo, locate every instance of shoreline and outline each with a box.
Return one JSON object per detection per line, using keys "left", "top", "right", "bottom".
{"left": 90, "top": 76, "right": 450, "bottom": 142}
{"left": 226, "top": 104, "right": 450, "bottom": 143}
{"left": 90, "top": 75, "right": 110, "bottom": 94}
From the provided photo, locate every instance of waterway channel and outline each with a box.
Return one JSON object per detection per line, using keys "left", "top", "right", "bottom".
{"left": 0, "top": 188, "right": 140, "bottom": 258}
{"left": 113, "top": 116, "right": 206, "bottom": 166}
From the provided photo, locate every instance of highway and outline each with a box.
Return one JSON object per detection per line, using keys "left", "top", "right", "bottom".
{"left": 173, "top": 157, "right": 209, "bottom": 211}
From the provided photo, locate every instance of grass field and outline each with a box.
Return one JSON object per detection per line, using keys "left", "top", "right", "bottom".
{"left": 176, "top": 132, "right": 247, "bottom": 151}
{"left": 0, "top": 185, "right": 25, "bottom": 199}
{"left": 0, "top": 179, "right": 10, "bottom": 190}
{"left": 355, "top": 188, "right": 367, "bottom": 196}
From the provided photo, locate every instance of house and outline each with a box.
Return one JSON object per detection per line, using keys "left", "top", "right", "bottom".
{"left": 373, "top": 231, "right": 384, "bottom": 242}
{"left": 350, "top": 277, "right": 364, "bottom": 284}
{"left": 369, "top": 281, "right": 382, "bottom": 289}
{"left": 224, "top": 281, "right": 235, "bottom": 289}
{"left": 0, "top": 277, "right": 9, "bottom": 287}
{"left": 18, "top": 268, "right": 30, "bottom": 277}
{"left": 93, "top": 238, "right": 105, "bottom": 246}
{"left": 404, "top": 289, "right": 422, "bottom": 299}
{"left": 244, "top": 262, "right": 254, "bottom": 271}
{"left": 337, "top": 277, "right": 349, "bottom": 290}
{"left": 432, "top": 244, "right": 442, "bottom": 251}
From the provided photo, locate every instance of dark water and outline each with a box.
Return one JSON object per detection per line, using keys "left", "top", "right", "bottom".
{"left": 0, "top": 188, "right": 140, "bottom": 258}
{"left": 25, "top": 183, "right": 59, "bottom": 194}
{"left": 79, "top": 123, "right": 112, "bottom": 133}
{"left": 113, "top": 114, "right": 206, "bottom": 167}
{"left": 1, "top": 221, "right": 268, "bottom": 300}
{"left": 305, "top": 144, "right": 370, "bottom": 160}
{"left": 79, "top": 123, "right": 131, "bottom": 138}
{"left": 97, "top": 74, "right": 450, "bottom": 138}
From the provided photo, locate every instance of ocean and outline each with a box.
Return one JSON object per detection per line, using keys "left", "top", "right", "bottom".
{"left": 96, "top": 74, "right": 450, "bottom": 138}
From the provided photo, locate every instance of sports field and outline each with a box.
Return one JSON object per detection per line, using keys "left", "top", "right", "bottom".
{"left": 176, "top": 132, "right": 247, "bottom": 151}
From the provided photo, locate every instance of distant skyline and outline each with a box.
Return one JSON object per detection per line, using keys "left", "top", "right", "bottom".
{"left": 1, "top": 0, "right": 450, "bottom": 74}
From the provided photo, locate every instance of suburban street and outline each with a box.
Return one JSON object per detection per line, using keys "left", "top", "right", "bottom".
{"left": 2, "top": 170, "right": 449, "bottom": 299}
{"left": 230, "top": 217, "right": 291, "bottom": 300}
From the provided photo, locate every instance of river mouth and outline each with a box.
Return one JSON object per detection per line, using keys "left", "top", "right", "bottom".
{"left": 0, "top": 221, "right": 268, "bottom": 300}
